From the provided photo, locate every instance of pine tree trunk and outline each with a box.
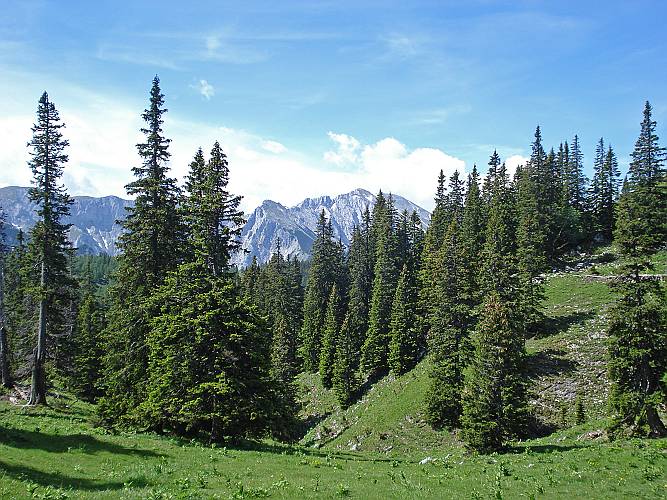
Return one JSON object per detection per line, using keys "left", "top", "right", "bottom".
{"left": 29, "top": 261, "right": 47, "bottom": 405}
{"left": 646, "top": 406, "right": 667, "bottom": 437}
{"left": 0, "top": 262, "right": 11, "bottom": 387}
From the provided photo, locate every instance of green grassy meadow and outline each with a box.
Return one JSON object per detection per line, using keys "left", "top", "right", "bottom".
{"left": 1, "top": 250, "right": 666, "bottom": 499}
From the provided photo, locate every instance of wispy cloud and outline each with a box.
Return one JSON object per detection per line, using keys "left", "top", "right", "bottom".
{"left": 381, "top": 33, "right": 422, "bottom": 59}
{"left": 408, "top": 104, "right": 472, "bottom": 126}
{"left": 190, "top": 79, "right": 215, "bottom": 100}
{"left": 261, "top": 140, "right": 287, "bottom": 154}
{"left": 96, "top": 31, "right": 268, "bottom": 70}
{"left": 96, "top": 44, "right": 184, "bottom": 70}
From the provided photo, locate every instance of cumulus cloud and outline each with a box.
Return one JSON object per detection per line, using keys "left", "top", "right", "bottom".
{"left": 323, "top": 132, "right": 361, "bottom": 165}
{"left": 322, "top": 133, "right": 466, "bottom": 210}
{"left": 191, "top": 79, "right": 215, "bottom": 100}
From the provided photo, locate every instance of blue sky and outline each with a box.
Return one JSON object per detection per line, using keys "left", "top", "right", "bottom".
{"left": 1, "top": 0, "right": 666, "bottom": 210}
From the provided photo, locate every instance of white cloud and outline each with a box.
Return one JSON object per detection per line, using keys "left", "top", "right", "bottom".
{"left": 205, "top": 35, "right": 221, "bottom": 53}
{"left": 505, "top": 154, "right": 528, "bottom": 179}
{"left": 322, "top": 133, "right": 465, "bottom": 210}
{"left": 323, "top": 132, "right": 361, "bottom": 165}
{"left": 0, "top": 115, "right": 33, "bottom": 188}
{"left": 261, "top": 140, "right": 287, "bottom": 154}
{"left": 191, "top": 79, "right": 215, "bottom": 100}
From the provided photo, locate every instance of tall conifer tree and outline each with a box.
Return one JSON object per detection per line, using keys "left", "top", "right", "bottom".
{"left": 0, "top": 207, "right": 10, "bottom": 388}
{"left": 362, "top": 194, "right": 398, "bottom": 376}
{"left": 388, "top": 264, "right": 419, "bottom": 375}
{"left": 300, "top": 211, "right": 341, "bottom": 371}
{"left": 26, "top": 92, "right": 75, "bottom": 405}
{"left": 100, "top": 76, "right": 182, "bottom": 423}
{"left": 319, "top": 284, "right": 343, "bottom": 388}
{"left": 608, "top": 101, "right": 667, "bottom": 437}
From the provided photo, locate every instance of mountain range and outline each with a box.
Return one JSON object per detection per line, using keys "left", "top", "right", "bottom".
{"left": 0, "top": 186, "right": 430, "bottom": 267}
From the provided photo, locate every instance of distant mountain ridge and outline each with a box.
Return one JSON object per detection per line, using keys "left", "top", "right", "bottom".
{"left": 237, "top": 188, "right": 430, "bottom": 267}
{"left": 0, "top": 186, "right": 133, "bottom": 255}
{"left": 0, "top": 186, "right": 430, "bottom": 266}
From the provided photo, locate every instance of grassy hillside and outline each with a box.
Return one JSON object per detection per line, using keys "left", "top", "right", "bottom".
{"left": 1, "top": 399, "right": 666, "bottom": 499}
{"left": 300, "top": 260, "right": 623, "bottom": 453}
{"left": 1, "top": 249, "right": 666, "bottom": 498}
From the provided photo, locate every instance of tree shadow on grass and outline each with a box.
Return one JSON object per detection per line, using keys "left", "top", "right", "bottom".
{"left": 0, "top": 427, "right": 162, "bottom": 458}
{"left": 525, "top": 348, "right": 578, "bottom": 378}
{"left": 534, "top": 311, "right": 596, "bottom": 339}
{"left": 0, "top": 459, "right": 149, "bottom": 492}
{"left": 507, "top": 443, "right": 585, "bottom": 454}
{"left": 226, "top": 440, "right": 412, "bottom": 464}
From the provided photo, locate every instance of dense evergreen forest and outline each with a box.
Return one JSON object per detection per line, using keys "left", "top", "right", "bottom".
{"left": 0, "top": 77, "right": 665, "bottom": 453}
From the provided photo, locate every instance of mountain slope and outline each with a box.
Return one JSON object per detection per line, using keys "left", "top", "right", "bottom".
{"left": 298, "top": 261, "right": 622, "bottom": 454}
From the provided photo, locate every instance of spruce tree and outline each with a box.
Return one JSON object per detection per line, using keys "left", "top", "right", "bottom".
{"left": 345, "top": 217, "right": 373, "bottom": 369}
{"left": 319, "top": 284, "right": 342, "bottom": 388}
{"left": 608, "top": 101, "right": 667, "bottom": 437}
{"left": 388, "top": 264, "right": 419, "bottom": 375}
{"left": 99, "top": 76, "right": 183, "bottom": 424}
{"left": 333, "top": 312, "right": 356, "bottom": 408}
{"left": 72, "top": 262, "right": 105, "bottom": 401}
{"left": 183, "top": 142, "right": 244, "bottom": 275}
{"left": 3, "top": 230, "right": 32, "bottom": 383}
{"left": 480, "top": 163, "right": 518, "bottom": 300}
{"left": 362, "top": 194, "right": 398, "bottom": 376}
{"left": 300, "top": 210, "right": 341, "bottom": 371}
{"left": 460, "top": 166, "right": 484, "bottom": 315}
{"left": 140, "top": 260, "right": 278, "bottom": 440}
{"left": 271, "top": 312, "right": 297, "bottom": 382}
{"left": 26, "top": 92, "right": 76, "bottom": 405}
{"left": 482, "top": 150, "right": 502, "bottom": 206}
{"left": 566, "top": 134, "right": 587, "bottom": 212}
{"left": 515, "top": 164, "right": 546, "bottom": 334}
{"left": 461, "top": 292, "right": 528, "bottom": 452}
{"left": 446, "top": 170, "right": 465, "bottom": 223}
{"left": 602, "top": 146, "right": 620, "bottom": 240}
{"left": 0, "top": 207, "right": 10, "bottom": 387}
{"left": 424, "top": 219, "right": 468, "bottom": 428}
{"left": 418, "top": 171, "right": 450, "bottom": 349}
{"left": 554, "top": 140, "right": 583, "bottom": 253}
{"left": 589, "top": 137, "right": 607, "bottom": 240}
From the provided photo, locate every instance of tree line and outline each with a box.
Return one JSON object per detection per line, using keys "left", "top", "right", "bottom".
{"left": 0, "top": 77, "right": 664, "bottom": 451}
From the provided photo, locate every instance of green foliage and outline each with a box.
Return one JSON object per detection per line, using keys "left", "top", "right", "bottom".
{"left": 388, "top": 264, "right": 419, "bottom": 376}
{"left": 608, "top": 101, "right": 667, "bottom": 438}
{"left": 461, "top": 293, "right": 528, "bottom": 452}
{"left": 346, "top": 213, "right": 373, "bottom": 370}
{"left": 71, "top": 263, "right": 106, "bottom": 401}
{"left": 182, "top": 142, "right": 244, "bottom": 275}
{"left": 607, "top": 278, "right": 666, "bottom": 437}
{"left": 140, "top": 261, "right": 280, "bottom": 440}
{"left": 25, "top": 92, "right": 77, "bottom": 404}
{"left": 319, "top": 284, "right": 343, "bottom": 389}
{"left": 332, "top": 313, "right": 357, "bottom": 408}
{"left": 100, "top": 77, "right": 183, "bottom": 425}
{"left": 515, "top": 163, "right": 546, "bottom": 334}
{"left": 362, "top": 194, "right": 399, "bottom": 376}
{"left": 589, "top": 139, "right": 620, "bottom": 241}
{"left": 424, "top": 220, "right": 468, "bottom": 429}
{"left": 300, "top": 211, "right": 345, "bottom": 372}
